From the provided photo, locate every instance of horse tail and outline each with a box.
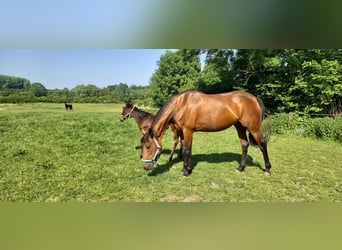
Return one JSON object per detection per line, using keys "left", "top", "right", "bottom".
{"left": 256, "top": 97, "right": 266, "bottom": 122}
{"left": 248, "top": 133, "right": 258, "bottom": 146}
{"left": 248, "top": 97, "right": 269, "bottom": 146}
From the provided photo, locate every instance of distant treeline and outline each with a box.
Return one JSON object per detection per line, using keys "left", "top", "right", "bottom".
{"left": 0, "top": 75, "right": 150, "bottom": 105}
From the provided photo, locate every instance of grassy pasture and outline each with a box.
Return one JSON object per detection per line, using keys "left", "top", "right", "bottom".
{"left": 0, "top": 103, "right": 341, "bottom": 201}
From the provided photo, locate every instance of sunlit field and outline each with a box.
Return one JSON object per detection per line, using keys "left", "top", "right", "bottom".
{"left": 1, "top": 103, "right": 341, "bottom": 201}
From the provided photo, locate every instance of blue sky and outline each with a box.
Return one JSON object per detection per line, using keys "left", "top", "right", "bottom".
{"left": 0, "top": 49, "right": 169, "bottom": 89}
{"left": 0, "top": 1, "right": 207, "bottom": 90}
{"left": 0, "top": 0, "right": 156, "bottom": 48}
{"left": 0, "top": 1, "right": 170, "bottom": 89}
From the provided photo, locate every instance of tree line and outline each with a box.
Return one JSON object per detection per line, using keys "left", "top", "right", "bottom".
{"left": 1, "top": 49, "right": 342, "bottom": 115}
{"left": 0, "top": 75, "right": 149, "bottom": 105}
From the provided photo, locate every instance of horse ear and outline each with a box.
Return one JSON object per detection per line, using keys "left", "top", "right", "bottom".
{"left": 125, "top": 102, "right": 134, "bottom": 108}
{"left": 141, "top": 128, "right": 153, "bottom": 143}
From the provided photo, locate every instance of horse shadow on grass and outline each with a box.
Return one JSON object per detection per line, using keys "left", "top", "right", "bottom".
{"left": 148, "top": 150, "right": 264, "bottom": 176}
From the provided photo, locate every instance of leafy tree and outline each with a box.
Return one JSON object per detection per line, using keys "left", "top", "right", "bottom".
{"left": 129, "top": 85, "right": 150, "bottom": 106}
{"left": 71, "top": 84, "right": 101, "bottom": 97}
{"left": 30, "top": 82, "right": 47, "bottom": 97}
{"left": 198, "top": 49, "right": 234, "bottom": 93}
{"left": 228, "top": 49, "right": 288, "bottom": 112}
{"left": 0, "top": 75, "right": 31, "bottom": 90}
{"left": 229, "top": 49, "right": 342, "bottom": 114}
{"left": 149, "top": 49, "right": 201, "bottom": 107}
{"left": 115, "top": 83, "right": 130, "bottom": 103}
{"left": 293, "top": 53, "right": 342, "bottom": 113}
{"left": 70, "top": 84, "right": 101, "bottom": 102}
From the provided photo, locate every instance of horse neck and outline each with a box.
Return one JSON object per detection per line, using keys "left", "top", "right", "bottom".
{"left": 151, "top": 105, "right": 175, "bottom": 138}
{"left": 152, "top": 120, "right": 169, "bottom": 139}
{"left": 131, "top": 108, "right": 153, "bottom": 126}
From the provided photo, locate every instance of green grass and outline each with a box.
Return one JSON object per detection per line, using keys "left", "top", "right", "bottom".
{"left": 1, "top": 103, "right": 341, "bottom": 201}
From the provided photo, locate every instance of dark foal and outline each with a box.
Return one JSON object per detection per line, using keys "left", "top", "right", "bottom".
{"left": 120, "top": 103, "right": 181, "bottom": 162}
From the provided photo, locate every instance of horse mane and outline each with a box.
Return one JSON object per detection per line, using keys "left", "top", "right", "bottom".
{"left": 125, "top": 102, "right": 154, "bottom": 119}
{"left": 135, "top": 106, "right": 155, "bottom": 119}
{"left": 151, "top": 90, "right": 198, "bottom": 136}
{"left": 151, "top": 95, "right": 177, "bottom": 129}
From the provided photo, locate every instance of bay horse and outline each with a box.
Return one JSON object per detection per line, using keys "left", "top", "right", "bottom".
{"left": 120, "top": 103, "right": 181, "bottom": 162}
{"left": 141, "top": 90, "right": 271, "bottom": 176}
{"left": 65, "top": 103, "right": 73, "bottom": 111}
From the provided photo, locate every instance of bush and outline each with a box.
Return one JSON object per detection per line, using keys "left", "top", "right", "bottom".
{"left": 302, "top": 117, "right": 342, "bottom": 142}
{"left": 264, "top": 113, "right": 295, "bottom": 134}
{"left": 265, "top": 114, "right": 342, "bottom": 143}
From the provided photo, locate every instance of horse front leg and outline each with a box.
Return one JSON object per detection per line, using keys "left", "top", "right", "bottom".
{"left": 179, "top": 138, "right": 183, "bottom": 160}
{"left": 182, "top": 130, "right": 193, "bottom": 176}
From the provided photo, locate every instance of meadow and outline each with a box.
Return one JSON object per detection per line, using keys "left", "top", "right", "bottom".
{"left": 0, "top": 103, "right": 341, "bottom": 201}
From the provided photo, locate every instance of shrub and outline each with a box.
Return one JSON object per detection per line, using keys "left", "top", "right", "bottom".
{"left": 302, "top": 117, "right": 342, "bottom": 142}
{"left": 264, "top": 113, "right": 294, "bottom": 134}
{"left": 265, "top": 114, "right": 342, "bottom": 143}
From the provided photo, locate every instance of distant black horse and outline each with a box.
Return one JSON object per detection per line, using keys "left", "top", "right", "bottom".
{"left": 65, "top": 103, "right": 73, "bottom": 111}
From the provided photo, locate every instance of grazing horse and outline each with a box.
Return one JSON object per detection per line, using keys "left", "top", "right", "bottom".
{"left": 140, "top": 90, "right": 271, "bottom": 176}
{"left": 120, "top": 103, "right": 181, "bottom": 162}
{"left": 65, "top": 103, "right": 73, "bottom": 111}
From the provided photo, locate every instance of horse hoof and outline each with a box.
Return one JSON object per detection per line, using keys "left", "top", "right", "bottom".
{"left": 264, "top": 171, "right": 271, "bottom": 176}
{"left": 235, "top": 168, "right": 244, "bottom": 173}
{"left": 183, "top": 169, "right": 192, "bottom": 177}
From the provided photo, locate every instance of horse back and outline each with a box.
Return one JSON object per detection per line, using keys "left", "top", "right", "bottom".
{"left": 174, "top": 90, "right": 261, "bottom": 131}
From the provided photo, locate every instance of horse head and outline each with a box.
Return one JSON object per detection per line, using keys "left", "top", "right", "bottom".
{"left": 140, "top": 128, "right": 162, "bottom": 170}
{"left": 120, "top": 103, "right": 134, "bottom": 121}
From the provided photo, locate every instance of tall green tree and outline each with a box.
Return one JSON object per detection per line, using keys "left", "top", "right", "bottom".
{"left": 229, "top": 49, "right": 288, "bottom": 112}
{"left": 291, "top": 49, "right": 342, "bottom": 113}
{"left": 115, "top": 83, "right": 130, "bottom": 103}
{"left": 229, "top": 49, "right": 342, "bottom": 114}
{"left": 149, "top": 49, "right": 201, "bottom": 107}
{"left": 30, "top": 82, "right": 47, "bottom": 97}
{"left": 198, "top": 49, "right": 234, "bottom": 93}
{"left": 0, "top": 75, "right": 31, "bottom": 89}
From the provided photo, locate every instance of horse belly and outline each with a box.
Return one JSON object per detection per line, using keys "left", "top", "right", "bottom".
{"left": 175, "top": 93, "right": 239, "bottom": 132}
{"left": 193, "top": 109, "right": 237, "bottom": 132}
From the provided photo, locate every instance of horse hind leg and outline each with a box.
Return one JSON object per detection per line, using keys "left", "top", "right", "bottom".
{"left": 249, "top": 130, "right": 272, "bottom": 175}
{"left": 260, "top": 141, "right": 272, "bottom": 175}
{"left": 168, "top": 128, "right": 183, "bottom": 162}
{"left": 168, "top": 137, "right": 179, "bottom": 162}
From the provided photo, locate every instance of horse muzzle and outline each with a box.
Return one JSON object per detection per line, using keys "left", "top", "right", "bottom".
{"left": 119, "top": 115, "right": 127, "bottom": 121}
{"left": 142, "top": 162, "right": 154, "bottom": 170}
